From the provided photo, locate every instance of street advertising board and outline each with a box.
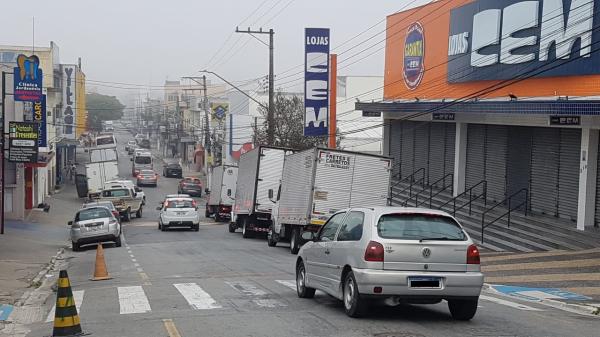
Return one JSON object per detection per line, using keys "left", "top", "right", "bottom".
{"left": 34, "top": 95, "right": 47, "bottom": 148}
{"left": 8, "top": 122, "right": 39, "bottom": 163}
{"left": 61, "top": 65, "right": 77, "bottom": 139}
{"left": 384, "top": 0, "right": 600, "bottom": 100}
{"left": 13, "top": 54, "right": 43, "bottom": 102}
{"left": 304, "top": 28, "right": 330, "bottom": 136}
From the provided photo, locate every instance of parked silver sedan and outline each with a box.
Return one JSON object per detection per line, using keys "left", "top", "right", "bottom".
{"left": 295, "top": 207, "right": 484, "bottom": 319}
{"left": 69, "top": 206, "right": 122, "bottom": 251}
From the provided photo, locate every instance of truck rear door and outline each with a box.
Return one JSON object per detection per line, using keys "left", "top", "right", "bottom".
{"left": 311, "top": 150, "right": 355, "bottom": 225}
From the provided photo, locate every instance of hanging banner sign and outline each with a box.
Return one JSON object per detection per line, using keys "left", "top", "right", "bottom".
{"left": 211, "top": 103, "right": 229, "bottom": 120}
{"left": 34, "top": 95, "right": 47, "bottom": 148}
{"left": 8, "top": 122, "right": 39, "bottom": 163}
{"left": 61, "top": 65, "right": 77, "bottom": 139}
{"left": 304, "top": 28, "right": 330, "bottom": 137}
{"left": 13, "top": 54, "right": 43, "bottom": 102}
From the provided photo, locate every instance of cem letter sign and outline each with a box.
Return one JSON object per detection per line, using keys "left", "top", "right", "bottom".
{"left": 8, "top": 122, "right": 39, "bottom": 163}
{"left": 13, "top": 54, "right": 43, "bottom": 102}
{"left": 304, "top": 28, "right": 330, "bottom": 137}
{"left": 447, "top": 0, "right": 597, "bottom": 82}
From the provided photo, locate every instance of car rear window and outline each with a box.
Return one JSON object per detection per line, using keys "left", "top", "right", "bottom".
{"left": 140, "top": 170, "right": 154, "bottom": 175}
{"left": 165, "top": 199, "right": 194, "bottom": 208}
{"left": 377, "top": 213, "right": 466, "bottom": 241}
{"left": 102, "top": 189, "right": 129, "bottom": 198}
{"left": 77, "top": 208, "right": 111, "bottom": 221}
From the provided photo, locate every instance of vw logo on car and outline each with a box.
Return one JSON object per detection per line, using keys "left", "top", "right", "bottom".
{"left": 422, "top": 247, "right": 432, "bottom": 258}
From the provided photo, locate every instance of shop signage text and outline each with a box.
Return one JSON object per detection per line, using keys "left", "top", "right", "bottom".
{"left": 447, "top": 0, "right": 596, "bottom": 82}
{"left": 304, "top": 28, "right": 330, "bottom": 137}
{"left": 13, "top": 54, "right": 43, "bottom": 102}
{"left": 34, "top": 95, "right": 47, "bottom": 148}
{"left": 322, "top": 152, "right": 351, "bottom": 170}
{"left": 403, "top": 22, "right": 425, "bottom": 90}
{"left": 549, "top": 115, "right": 581, "bottom": 125}
{"left": 8, "top": 122, "right": 39, "bottom": 163}
{"left": 432, "top": 112, "right": 455, "bottom": 121}
{"left": 362, "top": 111, "right": 382, "bottom": 117}
{"left": 61, "top": 65, "right": 77, "bottom": 139}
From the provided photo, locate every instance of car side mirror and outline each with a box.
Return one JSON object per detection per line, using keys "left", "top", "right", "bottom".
{"left": 67, "top": 221, "right": 73, "bottom": 227}
{"left": 301, "top": 231, "right": 315, "bottom": 241}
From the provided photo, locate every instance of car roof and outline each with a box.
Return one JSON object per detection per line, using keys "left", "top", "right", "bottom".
{"left": 165, "top": 194, "right": 190, "bottom": 198}
{"left": 78, "top": 206, "right": 112, "bottom": 213}
{"left": 165, "top": 197, "right": 194, "bottom": 202}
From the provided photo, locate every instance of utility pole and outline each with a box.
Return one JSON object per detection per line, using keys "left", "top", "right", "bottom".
{"left": 202, "top": 76, "right": 211, "bottom": 168}
{"left": 235, "top": 27, "right": 275, "bottom": 145}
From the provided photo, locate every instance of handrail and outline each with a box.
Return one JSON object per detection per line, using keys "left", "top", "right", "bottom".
{"left": 439, "top": 180, "right": 487, "bottom": 216}
{"left": 481, "top": 188, "right": 528, "bottom": 244}
{"left": 388, "top": 167, "right": 425, "bottom": 205}
{"left": 408, "top": 173, "right": 453, "bottom": 208}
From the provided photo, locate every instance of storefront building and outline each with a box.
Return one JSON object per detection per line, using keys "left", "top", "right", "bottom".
{"left": 357, "top": 0, "right": 600, "bottom": 231}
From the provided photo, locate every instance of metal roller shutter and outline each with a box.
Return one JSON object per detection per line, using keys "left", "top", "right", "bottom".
{"left": 389, "top": 120, "right": 402, "bottom": 177}
{"left": 485, "top": 125, "right": 508, "bottom": 203}
{"left": 401, "top": 121, "right": 415, "bottom": 178}
{"left": 428, "top": 123, "right": 445, "bottom": 186}
{"left": 444, "top": 124, "right": 456, "bottom": 177}
{"left": 413, "top": 122, "right": 430, "bottom": 183}
{"left": 530, "top": 127, "right": 559, "bottom": 216}
{"left": 596, "top": 140, "right": 600, "bottom": 226}
{"left": 466, "top": 124, "right": 486, "bottom": 189}
{"left": 557, "top": 128, "right": 581, "bottom": 221}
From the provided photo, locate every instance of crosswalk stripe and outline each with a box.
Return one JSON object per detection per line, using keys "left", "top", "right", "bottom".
{"left": 45, "top": 290, "right": 84, "bottom": 322}
{"left": 118, "top": 286, "right": 151, "bottom": 314}
{"left": 275, "top": 280, "right": 296, "bottom": 291}
{"left": 480, "top": 295, "right": 543, "bottom": 311}
{"left": 173, "top": 283, "right": 221, "bottom": 310}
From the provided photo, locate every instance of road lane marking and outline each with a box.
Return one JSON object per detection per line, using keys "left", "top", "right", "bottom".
{"left": 132, "top": 258, "right": 137, "bottom": 262}
{"left": 136, "top": 267, "right": 144, "bottom": 273}
{"left": 134, "top": 263, "right": 140, "bottom": 267}
{"left": 275, "top": 280, "right": 296, "bottom": 291}
{"left": 162, "top": 319, "right": 182, "bottom": 337}
{"left": 118, "top": 286, "right": 151, "bottom": 314}
{"left": 174, "top": 283, "right": 221, "bottom": 310}
{"left": 486, "top": 273, "right": 600, "bottom": 283}
{"left": 226, "top": 281, "right": 267, "bottom": 296}
{"left": 46, "top": 290, "right": 84, "bottom": 322}
{"left": 479, "top": 295, "right": 543, "bottom": 311}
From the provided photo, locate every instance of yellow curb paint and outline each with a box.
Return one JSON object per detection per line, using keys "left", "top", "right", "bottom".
{"left": 163, "top": 319, "right": 182, "bottom": 337}
{"left": 565, "top": 287, "right": 600, "bottom": 296}
{"left": 482, "top": 248, "right": 600, "bottom": 263}
{"left": 486, "top": 272, "right": 600, "bottom": 283}
{"left": 482, "top": 258, "right": 600, "bottom": 272}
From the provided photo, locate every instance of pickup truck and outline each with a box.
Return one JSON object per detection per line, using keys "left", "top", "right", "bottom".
{"left": 99, "top": 187, "right": 144, "bottom": 221}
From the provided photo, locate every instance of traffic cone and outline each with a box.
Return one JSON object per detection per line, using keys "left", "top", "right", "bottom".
{"left": 90, "top": 243, "right": 112, "bottom": 281}
{"left": 52, "top": 270, "right": 83, "bottom": 336}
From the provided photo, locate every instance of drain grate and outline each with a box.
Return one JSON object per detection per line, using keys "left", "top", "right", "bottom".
{"left": 373, "top": 333, "right": 426, "bottom": 337}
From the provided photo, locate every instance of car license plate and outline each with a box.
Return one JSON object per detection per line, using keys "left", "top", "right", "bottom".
{"left": 176, "top": 212, "right": 186, "bottom": 215}
{"left": 408, "top": 276, "right": 441, "bottom": 288}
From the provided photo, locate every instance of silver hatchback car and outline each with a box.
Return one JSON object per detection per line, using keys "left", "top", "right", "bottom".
{"left": 295, "top": 207, "right": 484, "bottom": 319}
{"left": 69, "top": 206, "right": 122, "bottom": 251}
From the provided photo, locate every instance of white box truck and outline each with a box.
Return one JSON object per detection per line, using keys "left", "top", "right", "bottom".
{"left": 231, "top": 146, "right": 295, "bottom": 237}
{"left": 269, "top": 147, "right": 392, "bottom": 253}
{"left": 206, "top": 165, "right": 238, "bottom": 222}
{"left": 85, "top": 161, "right": 120, "bottom": 198}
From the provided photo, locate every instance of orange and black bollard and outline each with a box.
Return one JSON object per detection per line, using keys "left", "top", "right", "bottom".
{"left": 52, "top": 270, "right": 83, "bottom": 336}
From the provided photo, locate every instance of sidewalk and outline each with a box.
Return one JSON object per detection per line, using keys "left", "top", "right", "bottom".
{"left": 481, "top": 249, "right": 600, "bottom": 313}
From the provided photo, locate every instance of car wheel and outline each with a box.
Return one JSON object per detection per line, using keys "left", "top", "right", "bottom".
{"left": 205, "top": 207, "right": 210, "bottom": 218}
{"left": 228, "top": 222, "right": 236, "bottom": 233}
{"left": 290, "top": 227, "right": 300, "bottom": 255}
{"left": 193, "top": 224, "right": 199, "bottom": 232}
{"left": 124, "top": 209, "right": 131, "bottom": 222}
{"left": 343, "top": 271, "right": 367, "bottom": 318}
{"left": 136, "top": 206, "right": 143, "bottom": 218}
{"left": 161, "top": 224, "right": 167, "bottom": 232}
{"left": 215, "top": 214, "right": 222, "bottom": 222}
{"left": 72, "top": 241, "right": 79, "bottom": 252}
{"left": 448, "top": 298, "right": 478, "bottom": 321}
{"left": 115, "top": 234, "right": 122, "bottom": 247}
{"left": 267, "top": 227, "right": 277, "bottom": 247}
{"left": 242, "top": 219, "right": 252, "bottom": 238}
{"left": 296, "top": 261, "right": 315, "bottom": 298}
{"left": 158, "top": 221, "right": 162, "bottom": 230}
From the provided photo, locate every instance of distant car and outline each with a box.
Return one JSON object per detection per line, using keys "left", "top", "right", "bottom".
{"left": 163, "top": 163, "right": 183, "bottom": 178}
{"left": 178, "top": 177, "right": 203, "bottom": 197}
{"left": 83, "top": 201, "right": 120, "bottom": 223}
{"left": 157, "top": 197, "right": 200, "bottom": 231}
{"left": 137, "top": 169, "right": 158, "bottom": 187}
{"left": 126, "top": 140, "right": 137, "bottom": 153}
{"left": 69, "top": 206, "right": 122, "bottom": 251}
{"left": 139, "top": 139, "right": 151, "bottom": 149}
{"left": 295, "top": 207, "right": 483, "bottom": 320}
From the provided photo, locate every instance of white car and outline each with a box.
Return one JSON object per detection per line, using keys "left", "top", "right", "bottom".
{"left": 157, "top": 197, "right": 200, "bottom": 231}
{"left": 295, "top": 207, "right": 484, "bottom": 319}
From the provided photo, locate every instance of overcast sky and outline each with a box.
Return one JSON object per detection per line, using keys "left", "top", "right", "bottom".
{"left": 1, "top": 0, "right": 427, "bottom": 101}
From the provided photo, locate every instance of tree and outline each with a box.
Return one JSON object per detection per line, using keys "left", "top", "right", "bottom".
{"left": 86, "top": 93, "right": 125, "bottom": 131}
{"left": 253, "top": 92, "right": 341, "bottom": 150}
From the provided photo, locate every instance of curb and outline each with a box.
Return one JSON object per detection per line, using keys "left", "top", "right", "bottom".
{"left": 28, "top": 248, "right": 65, "bottom": 294}
{"left": 483, "top": 284, "right": 600, "bottom": 316}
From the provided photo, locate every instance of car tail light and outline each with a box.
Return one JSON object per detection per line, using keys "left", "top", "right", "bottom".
{"left": 112, "top": 211, "right": 119, "bottom": 218}
{"left": 364, "top": 241, "right": 384, "bottom": 262}
{"left": 467, "top": 244, "right": 480, "bottom": 264}
{"left": 192, "top": 200, "right": 197, "bottom": 207}
{"left": 109, "top": 219, "right": 118, "bottom": 225}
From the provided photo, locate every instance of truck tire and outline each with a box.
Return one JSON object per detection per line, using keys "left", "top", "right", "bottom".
{"left": 72, "top": 241, "right": 80, "bottom": 252}
{"left": 136, "top": 206, "right": 143, "bottom": 218}
{"left": 228, "top": 222, "right": 236, "bottom": 233}
{"left": 290, "top": 227, "right": 300, "bottom": 254}
{"left": 267, "top": 227, "right": 277, "bottom": 247}
{"left": 242, "top": 219, "right": 252, "bottom": 239}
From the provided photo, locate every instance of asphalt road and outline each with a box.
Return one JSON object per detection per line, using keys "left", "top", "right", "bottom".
{"left": 25, "top": 134, "right": 600, "bottom": 337}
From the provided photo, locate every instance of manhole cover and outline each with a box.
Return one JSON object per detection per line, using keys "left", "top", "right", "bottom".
{"left": 374, "top": 333, "right": 426, "bottom": 337}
